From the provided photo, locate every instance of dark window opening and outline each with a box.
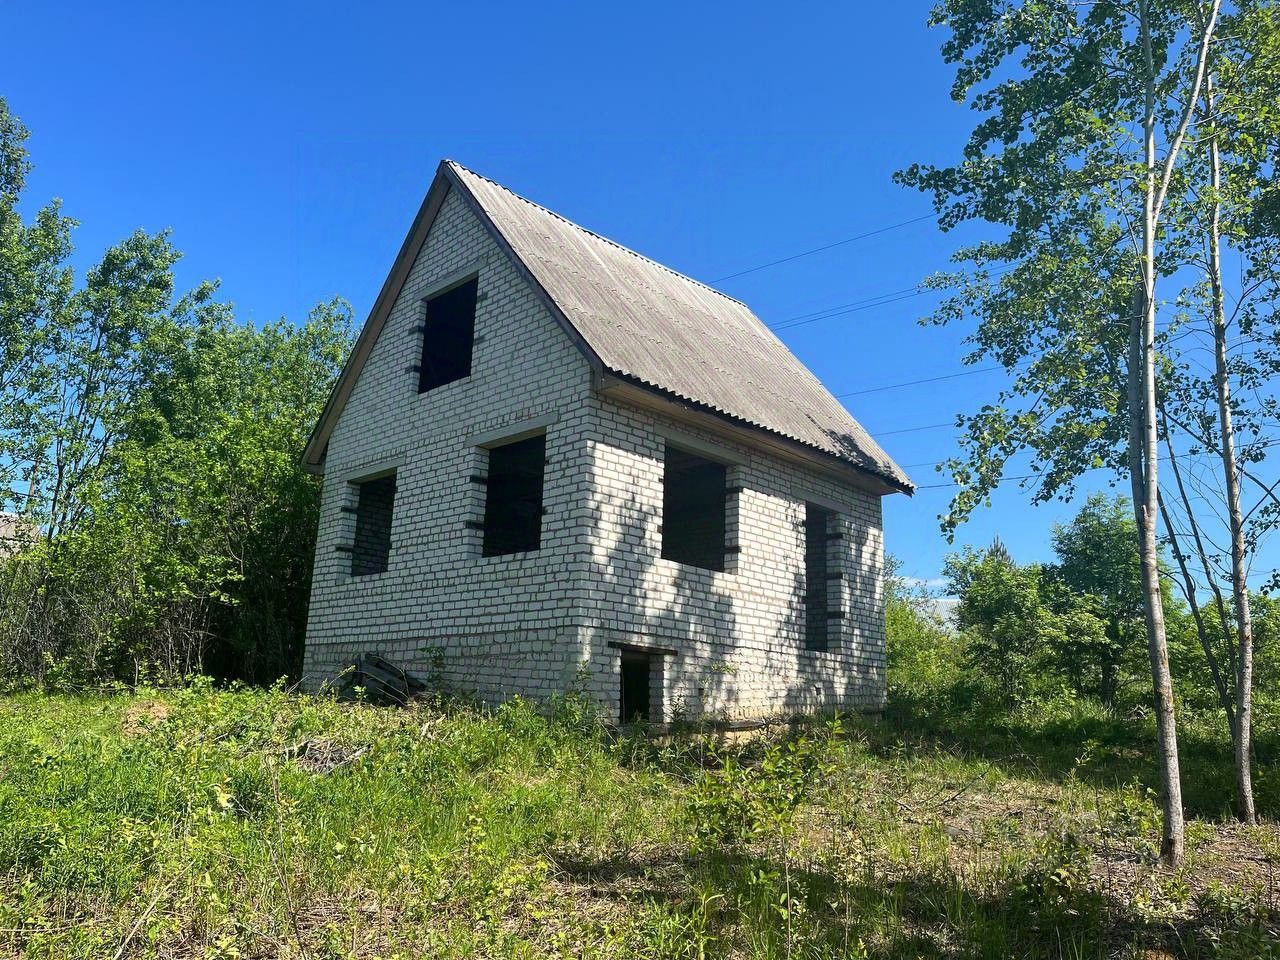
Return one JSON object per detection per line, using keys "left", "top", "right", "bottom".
{"left": 351, "top": 473, "right": 396, "bottom": 576}
{"left": 418, "top": 276, "right": 478, "bottom": 393}
{"left": 482, "top": 433, "right": 546, "bottom": 557}
{"left": 661, "top": 445, "right": 726, "bottom": 571}
{"left": 804, "top": 503, "right": 833, "bottom": 651}
{"left": 620, "top": 652, "right": 653, "bottom": 723}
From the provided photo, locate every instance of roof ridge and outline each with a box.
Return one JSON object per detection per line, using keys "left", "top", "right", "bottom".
{"left": 445, "top": 160, "right": 750, "bottom": 310}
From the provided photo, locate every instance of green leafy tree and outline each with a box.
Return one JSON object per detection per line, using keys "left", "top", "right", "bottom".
{"left": 945, "top": 543, "right": 1057, "bottom": 705}
{"left": 3, "top": 212, "right": 185, "bottom": 675}
{"left": 0, "top": 98, "right": 353, "bottom": 683}
{"left": 898, "top": 0, "right": 1227, "bottom": 865}
{"left": 884, "top": 557, "right": 969, "bottom": 714}
{"left": 104, "top": 298, "right": 353, "bottom": 680}
{"left": 0, "top": 96, "right": 74, "bottom": 517}
{"left": 1047, "top": 494, "right": 1147, "bottom": 706}
{"left": 1151, "top": 0, "right": 1280, "bottom": 825}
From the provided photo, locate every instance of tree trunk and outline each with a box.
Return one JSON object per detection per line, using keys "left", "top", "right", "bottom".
{"left": 1127, "top": 282, "right": 1184, "bottom": 868}
{"left": 1204, "top": 73, "right": 1257, "bottom": 824}
{"left": 1136, "top": 0, "right": 1186, "bottom": 863}
{"left": 1100, "top": 651, "right": 1117, "bottom": 709}
{"left": 1158, "top": 489, "right": 1236, "bottom": 726}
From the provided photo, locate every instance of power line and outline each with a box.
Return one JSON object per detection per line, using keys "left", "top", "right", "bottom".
{"left": 711, "top": 213, "right": 936, "bottom": 283}
{"left": 766, "top": 263, "right": 1021, "bottom": 334}
{"left": 836, "top": 365, "right": 1004, "bottom": 399}
{"left": 915, "top": 472, "right": 1043, "bottom": 491}
{"left": 874, "top": 421, "right": 957, "bottom": 438}
{"left": 771, "top": 290, "right": 925, "bottom": 332}
{"left": 774, "top": 285, "right": 924, "bottom": 325}
{"left": 909, "top": 438, "right": 1280, "bottom": 490}
{"left": 833, "top": 354, "right": 1038, "bottom": 401}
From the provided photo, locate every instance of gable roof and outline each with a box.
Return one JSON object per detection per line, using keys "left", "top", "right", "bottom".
{"left": 303, "top": 160, "right": 913, "bottom": 494}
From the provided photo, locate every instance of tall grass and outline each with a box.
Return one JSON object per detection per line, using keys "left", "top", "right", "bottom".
{"left": 0, "top": 683, "right": 1277, "bottom": 958}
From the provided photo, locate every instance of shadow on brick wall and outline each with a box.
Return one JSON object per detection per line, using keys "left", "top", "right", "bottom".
{"left": 590, "top": 490, "right": 741, "bottom": 720}
{"left": 779, "top": 518, "right": 883, "bottom": 715}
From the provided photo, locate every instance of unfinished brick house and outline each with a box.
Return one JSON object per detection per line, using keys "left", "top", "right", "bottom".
{"left": 301, "top": 161, "right": 913, "bottom": 723}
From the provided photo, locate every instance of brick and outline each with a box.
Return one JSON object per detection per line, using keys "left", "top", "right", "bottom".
{"left": 303, "top": 190, "right": 889, "bottom": 721}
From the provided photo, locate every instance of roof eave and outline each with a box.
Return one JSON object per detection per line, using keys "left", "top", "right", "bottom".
{"left": 596, "top": 372, "right": 914, "bottom": 497}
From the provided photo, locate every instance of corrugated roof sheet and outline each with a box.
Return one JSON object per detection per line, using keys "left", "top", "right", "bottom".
{"left": 449, "top": 162, "right": 912, "bottom": 491}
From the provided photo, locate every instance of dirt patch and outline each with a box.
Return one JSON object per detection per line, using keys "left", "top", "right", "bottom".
{"left": 122, "top": 700, "right": 171, "bottom": 738}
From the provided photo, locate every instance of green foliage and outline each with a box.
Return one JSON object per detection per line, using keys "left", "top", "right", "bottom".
{"left": 894, "top": 0, "right": 1169, "bottom": 533}
{"left": 884, "top": 569, "right": 971, "bottom": 715}
{"left": 0, "top": 97, "right": 75, "bottom": 508}
{"left": 100, "top": 299, "right": 352, "bottom": 681}
{"left": 901, "top": 495, "right": 1191, "bottom": 714}
{"left": 1173, "top": 591, "right": 1280, "bottom": 718}
{"left": 1045, "top": 493, "right": 1149, "bottom": 705}
{"left": 895, "top": 0, "right": 1280, "bottom": 529}
{"left": 2, "top": 686, "right": 1278, "bottom": 958}
{"left": 1010, "top": 830, "right": 1100, "bottom": 927}
{"left": 0, "top": 98, "right": 353, "bottom": 684}
{"left": 945, "top": 544, "right": 1059, "bottom": 705}
{"left": 686, "top": 729, "right": 836, "bottom": 849}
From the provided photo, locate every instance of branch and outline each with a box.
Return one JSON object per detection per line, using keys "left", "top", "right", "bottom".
{"left": 1159, "top": 489, "right": 1236, "bottom": 724}
{"left": 1162, "top": 404, "right": 1237, "bottom": 657}
{"left": 1153, "top": 0, "right": 1222, "bottom": 222}
{"left": 1164, "top": 408, "right": 1280, "bottom": 522}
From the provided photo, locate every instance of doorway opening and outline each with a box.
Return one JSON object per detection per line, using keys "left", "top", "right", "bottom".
{"left": 620, "top": 651, "right": 655, "bottom": 724}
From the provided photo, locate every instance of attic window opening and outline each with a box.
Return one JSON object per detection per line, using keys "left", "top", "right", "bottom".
{"left": 661, "top": 444, "right": 727, "bottom": 572}
{"left": 482, "top": 433, "right": 546, "bottom": 557}
{"left": 350, "top": 473, "right": 396, "bottom": 577}
{"left": 418, "top": 275, "right": 478, "bottom": 393}
{"left": 804, "top": 503, "right": 834, "bottom": 651}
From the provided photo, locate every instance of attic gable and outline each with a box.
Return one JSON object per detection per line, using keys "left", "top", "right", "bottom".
{"left": 303, "top": 161, "right": 912, "bottom": 495}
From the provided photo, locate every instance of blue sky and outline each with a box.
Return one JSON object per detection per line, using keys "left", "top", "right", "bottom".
{"left": 4, "top": 1, "right": 1218, "bottom": 589}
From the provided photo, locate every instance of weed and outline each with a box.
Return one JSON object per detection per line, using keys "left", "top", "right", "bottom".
{"left": 0, "top": 686, "right": 1277, "bottom": 958}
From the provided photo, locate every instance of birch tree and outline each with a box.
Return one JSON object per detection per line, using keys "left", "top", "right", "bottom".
{"left": 898, "top": 0, "right": 1222, "bottom": 866}
{"left": 1156, "top": 0, "right": 1280, "bottom": 824}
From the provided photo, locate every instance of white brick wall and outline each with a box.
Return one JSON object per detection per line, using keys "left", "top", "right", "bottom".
{"left": 303, "top": 187, "right": 595, "bottom": 699}
{"left": 573, "top": 397, "right": 885, "bottom": 720}
{"left": 303, "top": 187, "right": 888, "bottom": 721}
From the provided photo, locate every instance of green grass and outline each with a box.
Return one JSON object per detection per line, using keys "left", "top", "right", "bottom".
{"left": 1, "top": 682, "right": 1278, "bottom": 958}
